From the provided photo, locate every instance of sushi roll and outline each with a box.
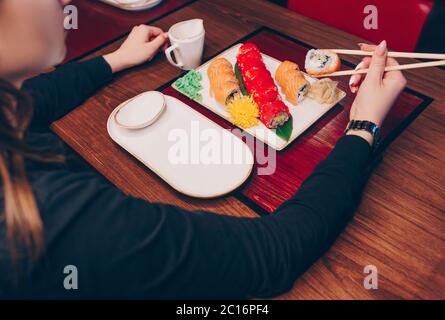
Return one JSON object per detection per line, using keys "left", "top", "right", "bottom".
{"left": 305, "top": 49, "right": 341, "bottom": 76}
{"left": 238, "top": 42, "right": 260, "bottom": 56}
{"left": 236, "top": 43, "right": 291, "bottom": 129}
{"left": 208, "top": 58, "right": 241, "bottom": 105}
{"left": 275, "top": 60, "right": 310, "bottom": 105}
{"left": 259, "top": 100, "right": 290, "bottom": 129}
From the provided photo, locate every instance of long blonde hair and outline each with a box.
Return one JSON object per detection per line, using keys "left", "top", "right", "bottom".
{"left": 0, "top": 78, "right": 62, "bottom": 260}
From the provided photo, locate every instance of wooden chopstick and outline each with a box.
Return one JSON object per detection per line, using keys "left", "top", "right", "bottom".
{"left": 328, "top": 49, "right": 445, "bottom": 60}
{"left": 313, "top": 60, "right": 445, "bottom": 78}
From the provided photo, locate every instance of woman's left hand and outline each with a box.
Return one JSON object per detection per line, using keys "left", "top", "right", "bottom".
{"left": 104, "top": 25, "right": 169, "bottom": 73}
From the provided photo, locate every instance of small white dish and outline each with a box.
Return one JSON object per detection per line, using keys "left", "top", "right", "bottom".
{"left": 114, "top": 91, "right": 166, "bottom": 129}
{"left": 99, "top": 0, "right": 163, "bottom": 11}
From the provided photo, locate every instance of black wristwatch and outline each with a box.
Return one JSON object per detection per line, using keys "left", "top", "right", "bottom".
{"left": 345, "top": 120, "right": 381, "bottom": 149}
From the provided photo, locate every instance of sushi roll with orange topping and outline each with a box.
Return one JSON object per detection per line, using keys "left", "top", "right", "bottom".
{"left": 275, "top": 60, "right": 310, "bottom": 105}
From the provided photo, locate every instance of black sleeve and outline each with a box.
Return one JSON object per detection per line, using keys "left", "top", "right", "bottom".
{"left": 23, "top": 57, "right": 113, "bottom": 128}
{"left": 31, "top": 135, "right": 371, "bottom": 299}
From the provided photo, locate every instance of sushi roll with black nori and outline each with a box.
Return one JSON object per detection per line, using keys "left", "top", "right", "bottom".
{"left": 305, "top": 49, "right": 341, "bottom": 76}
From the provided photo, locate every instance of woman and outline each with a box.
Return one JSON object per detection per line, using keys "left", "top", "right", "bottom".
{"left": 0, "top": 0, "right": 406, "bottom": 299}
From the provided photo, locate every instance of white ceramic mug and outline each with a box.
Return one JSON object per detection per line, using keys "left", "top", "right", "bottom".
{"left": 165, "top": 19, "right": 205, "bottom": 70}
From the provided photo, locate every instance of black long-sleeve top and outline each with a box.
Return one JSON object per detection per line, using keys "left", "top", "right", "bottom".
{"left": 0, "top": 57, "right": 371, "bottom": 299}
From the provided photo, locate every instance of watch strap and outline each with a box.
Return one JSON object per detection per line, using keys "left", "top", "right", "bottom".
{"left": 345, "top": 120, "right": 381, "bottom": 149}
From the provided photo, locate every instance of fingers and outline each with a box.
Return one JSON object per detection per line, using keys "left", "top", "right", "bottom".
{"left": 132, "top": 25, "right": 165, "bottom": 41}
{"left": 358, "top": 42, "right": 406, "bottom": 89}
{"left": 383, "top": 57, "right": 407, "bottom": 89}
{"left": 358, "top": 43, "right": 377, "bottom": 52}
{"left": 366, "top": 40, "right": 388, "bottom": 83}
{"left": 147, "top": 26, "right": 164, "bottom": 39}
{"left": 386, "top": 57, "right": 399, "bottom": 66}
{"left": 349, "top": 42, "right": 375, "bottom": 93}
{"left": 349, "top": 57, "right": 371, "bottom": 93}
{"left": 146, "top": 33, "right": 169, "bottom": 54}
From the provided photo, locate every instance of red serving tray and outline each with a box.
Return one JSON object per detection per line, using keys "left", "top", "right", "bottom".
{"left": 65, "top": 0, "right": 195, "bottom": 62}
{"left": 162, "top": 27, "right": 432, "bottom": 214}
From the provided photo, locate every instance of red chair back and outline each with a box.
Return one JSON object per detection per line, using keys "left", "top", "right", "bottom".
{"left": 287, "top": 0, "right": 434, "bottom": 51}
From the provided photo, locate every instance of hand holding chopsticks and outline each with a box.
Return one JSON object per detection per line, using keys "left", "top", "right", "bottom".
{"left": 348, "top": 41, "right": 407, "bottom": 94}
{"left": 328, "top": 49, "right": 445, "bottom": 61}
{"left": 345, "top": 40, "right": 407, "bottom": 145}
{"left": 315, "top": 60, "right": 445, "bottom": 78}
{"left": 315, "top": 44, "right": 445, "bottom": 78}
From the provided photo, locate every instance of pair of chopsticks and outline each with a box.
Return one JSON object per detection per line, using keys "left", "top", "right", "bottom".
{"left": 315, "top": 50, "right": 445, "bottom": 77}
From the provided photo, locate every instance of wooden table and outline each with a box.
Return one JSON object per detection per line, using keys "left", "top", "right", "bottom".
{"left": 65, "top": 0, "right": 194, "bottom": 61}
{"left": 52, "top": 0, "right": 445, "bottom": 299}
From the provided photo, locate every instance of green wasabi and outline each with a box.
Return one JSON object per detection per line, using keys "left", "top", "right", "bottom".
{"left": 174, "top": 70, "right": 203, "bottom": 101}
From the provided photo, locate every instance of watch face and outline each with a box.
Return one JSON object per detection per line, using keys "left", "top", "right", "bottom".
{"left": 347, "top": 120, "right": 381, "bottom": 149}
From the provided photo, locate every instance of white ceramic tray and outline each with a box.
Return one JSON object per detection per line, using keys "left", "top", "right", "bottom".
{"left": 107, "top": 94, "right": 254, "bottom": 198}
{"left": 172, "top": 43, "right": 346, "bottom": 151}
{"left": 99, "top": 0, "right": 163, "bottom": 11}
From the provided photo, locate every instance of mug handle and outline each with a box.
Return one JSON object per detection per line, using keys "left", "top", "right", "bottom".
{"left": 165, "top": 44, "right": 184, "bottom": 68}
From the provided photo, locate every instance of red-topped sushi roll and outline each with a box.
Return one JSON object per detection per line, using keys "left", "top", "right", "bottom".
{"left": 238, "top": 42, "right": 260, "bottom": 56}
{"left": 260, "top": 100, "right": 290, "bottom": 129}
{"left": 237, "top": 43, "right": 290, "bottom": 129}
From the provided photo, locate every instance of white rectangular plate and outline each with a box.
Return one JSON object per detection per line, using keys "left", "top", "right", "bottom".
{"left": 107, "top": 94, "right": 254, "bottom": 199}
{"left": 172, "top": 43, "right": 346, "bottom": 151}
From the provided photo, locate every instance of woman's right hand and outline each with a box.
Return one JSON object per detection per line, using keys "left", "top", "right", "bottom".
{"left": 347, "top": 40, "right": 407, "bottom": 144}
